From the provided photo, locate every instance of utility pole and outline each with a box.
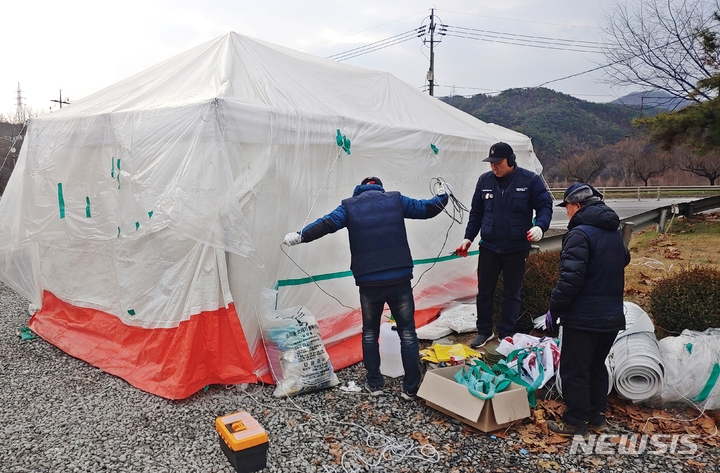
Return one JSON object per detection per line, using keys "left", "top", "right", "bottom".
{"left": 51, "top": 89, "right": 70, "bottom": 109}
{"left": 428, "top": 8, "right": 436, "bottom": 96}
{"left": 421, "top": 9, "right": 446, "bottom": 97}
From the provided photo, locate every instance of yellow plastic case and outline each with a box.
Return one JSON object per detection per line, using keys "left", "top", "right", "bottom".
{"left": 216, "top": 411, "right": 269, "bottom": 473}
{"left": 216, "top": 411, "right": 268, "bottom": 451}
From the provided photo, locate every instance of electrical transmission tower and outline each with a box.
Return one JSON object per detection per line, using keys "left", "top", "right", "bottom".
{"left": 15, "top": 83, "right": 25, "bottom": 124}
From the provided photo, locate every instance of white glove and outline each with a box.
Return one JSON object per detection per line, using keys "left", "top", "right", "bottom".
{"left": 282, "top": 232, "right": 302, "bottom": 246}
{"left": 455, "top": 239, "right": 472, "bottom": 257}
{"left": 527, "top": 226, "right": 543, "bottom": 242}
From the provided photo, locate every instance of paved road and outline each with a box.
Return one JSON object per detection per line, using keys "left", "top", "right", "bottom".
{"left": 548, "top": 197, "right": 702, "bottom": 229}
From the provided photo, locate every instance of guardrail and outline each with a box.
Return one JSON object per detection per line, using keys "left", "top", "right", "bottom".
{"left": 535, "top": 194, "right": 720, "bottom": 253}
{"left": 548, "top": 186, "right": 720, "bottom": 201}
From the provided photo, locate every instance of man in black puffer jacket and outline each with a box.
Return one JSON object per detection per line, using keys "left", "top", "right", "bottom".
{"left": 546, "top": 183, "right": 630, "bottom": 438}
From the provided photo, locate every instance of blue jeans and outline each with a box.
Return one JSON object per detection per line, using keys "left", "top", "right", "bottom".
{"left": 359, "top": 281, "right": 421, "bottom": 395}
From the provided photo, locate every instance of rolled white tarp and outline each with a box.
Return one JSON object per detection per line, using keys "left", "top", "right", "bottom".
{"left": 607, "top": 302, "right": 665, "bottom": 402}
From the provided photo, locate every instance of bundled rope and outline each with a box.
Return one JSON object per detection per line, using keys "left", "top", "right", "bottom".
{"left": 607, "top": 302, "right": 665, "bottom": 402}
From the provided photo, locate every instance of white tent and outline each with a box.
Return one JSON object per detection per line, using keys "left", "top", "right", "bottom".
{"left": 0, "top": 32, "right": 543, "bottom": 398}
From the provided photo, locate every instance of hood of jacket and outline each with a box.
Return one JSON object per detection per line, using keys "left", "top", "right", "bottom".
{"left": 352, "top": 183, "right": 385, "bottom": 197}
{"left": 568, "top": 200, "right": 620, "bottom": 231}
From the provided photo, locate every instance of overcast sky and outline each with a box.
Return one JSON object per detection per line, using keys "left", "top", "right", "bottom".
{"left": 2, "top": 0, "right": 635, "bottom": 118}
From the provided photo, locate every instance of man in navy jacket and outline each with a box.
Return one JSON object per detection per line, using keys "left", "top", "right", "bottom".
{"left": 546, "top": 183, "right": 630, "bottom": 438}
{"left": 282, "top": 177, "right": 449, "bottom": 400}
{"left": 456, "top": 142, "right": 553, "bottom": 348}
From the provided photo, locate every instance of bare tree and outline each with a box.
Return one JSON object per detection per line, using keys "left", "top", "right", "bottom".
{"left": 602, "top": 0, "right": 720, "bottom": 102}
{"left": 674, "top": 146, "right": 720, "bottom": 184}
{"left": 627, "top": 139, "right": 674, "bottom": 185}
{"left": 557, "top": 147, "right": 607, "bottom": 184}
{"left": 596, "top": 141, "right": 635, "bottom": 185}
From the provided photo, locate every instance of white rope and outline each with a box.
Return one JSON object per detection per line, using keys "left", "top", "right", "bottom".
{"left": 303, "top": 150, "right": 343, "bottom": 229}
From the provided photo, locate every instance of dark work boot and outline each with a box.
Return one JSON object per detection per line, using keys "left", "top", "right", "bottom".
{"left": 588, "top": 413, "right": 608, "bottom": 433}
{"left": 547, "top": 420, "right": 589, "bottom": 439}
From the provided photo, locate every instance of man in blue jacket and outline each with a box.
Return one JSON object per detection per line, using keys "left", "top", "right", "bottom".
{"left": 456, "top": 142, "right": 553, "bottom": 348}
{"left": 546, "top": 183, "right": 630, "bottom": 438}
{"left": 282, "top": 177, "right": 449, "bottom": 401}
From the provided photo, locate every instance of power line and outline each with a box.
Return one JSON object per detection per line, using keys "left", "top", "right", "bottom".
{"left": 299, "top": 10, "right": 427, "bottom": 51}
{"left": 440, "top": 9, "right": 603, "bottom": 31}
{"left": 326, "top": 28, "right": 422, "bottom": 61}
{"left": 326, "top": 23, "right": 606, "bottom": 63}
{"left": 444, "top": 26, "right": 605, "bottom": 54}
{"left": 450, "top": 25, "right": 603, "bottom": 47}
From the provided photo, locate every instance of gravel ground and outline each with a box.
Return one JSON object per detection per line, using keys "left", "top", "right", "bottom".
{"left": 1, "top": 281, "right": 718, "bottom": 473}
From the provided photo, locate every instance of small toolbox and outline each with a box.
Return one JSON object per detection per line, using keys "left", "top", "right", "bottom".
{"left": 215, "top": 410, "right": 269, "bottom": 473}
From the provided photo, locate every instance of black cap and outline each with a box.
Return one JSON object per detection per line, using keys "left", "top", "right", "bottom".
{"left": 483, "top": 142, "right": 514, "bottom": 163}
{"left": 557, "top": 183, "right": 602, "bottom": 207}
{"left": 361, "top": 176, "right": 383, "bottom": 187}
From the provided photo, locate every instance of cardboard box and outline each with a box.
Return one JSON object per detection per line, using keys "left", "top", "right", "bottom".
{"left": 417, "top": 365, "right": 531, "bottom": 432}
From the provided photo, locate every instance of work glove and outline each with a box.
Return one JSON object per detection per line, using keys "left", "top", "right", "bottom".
{"left": 534, "top": 310, "right": 559, "bottom": 332}
{"left": 527, "top": 226, "right": 543, "bottom": 242}
{"left": 454, "top": 239, "right": 471, "bottom": 257}
{"left": 282, "top": 232, "right": 302, "bottom": 246}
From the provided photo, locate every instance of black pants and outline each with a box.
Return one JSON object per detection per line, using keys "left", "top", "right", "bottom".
{"left": 476, "top": 248, "right": 528, "bottom": 339}
{"left": 559, "top": 327, "right": 619, "bottom": 425}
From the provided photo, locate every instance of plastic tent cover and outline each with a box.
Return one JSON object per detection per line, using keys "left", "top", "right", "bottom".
{"left": 0, "top": 32, "right": 544, "bottom": 399}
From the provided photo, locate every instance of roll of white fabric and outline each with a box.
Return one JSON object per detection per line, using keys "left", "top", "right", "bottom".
{"left": 607, "top": 302, "right": 665, "bottom": 402}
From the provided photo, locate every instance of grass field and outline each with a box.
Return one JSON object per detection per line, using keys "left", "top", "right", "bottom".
{"left": 624, "top": 212, "right": 720, "bottom": 322}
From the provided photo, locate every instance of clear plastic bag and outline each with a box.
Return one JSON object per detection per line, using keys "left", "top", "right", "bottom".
{"left": 260, "top": 290, "right": 339, "bottom": 397}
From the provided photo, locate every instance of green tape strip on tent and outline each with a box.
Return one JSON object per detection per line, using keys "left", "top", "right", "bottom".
{"left": 57, "top": 183, "right": 65, "bottom": 219}
{"left": 148, "top": 211, "right": 153, "bottom": 219}
{"left": 335, "top": 129, "right": 351, "bottom": 155}
{"left": 430, "top": 144, "right": 439, "bottom": 155}
{"left": 111, "top": 157, "right": 115, "bottom": 178}
{"left": 85, "top": 197, "right": 91, "bottom": 218}
{"left": 135, "top": 222, "right": 140, "bottom": 230}
{"left": 275, "top": 250, "right": 479, "bottom": 289}
{"left": 116, "top": 159, "right": 121, "bottom": 189}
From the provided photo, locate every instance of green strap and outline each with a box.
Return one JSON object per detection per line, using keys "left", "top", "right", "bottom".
{"left": 454, "top": 363, "right": 511, "bottom": 401}
{"left": 275, "top": 250, "right": 480, "bottom": 289}
{"left": 494, "top": 346, "right": 546, "bottom": 408}
{"left": 694, "top": 363, "right": 720, "bottom": 402}
{"left": 57, "top": 183, "right": 65, "bottom": 219}
{"left": 85, "top": 197, "right": 91, "bottom": 218}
